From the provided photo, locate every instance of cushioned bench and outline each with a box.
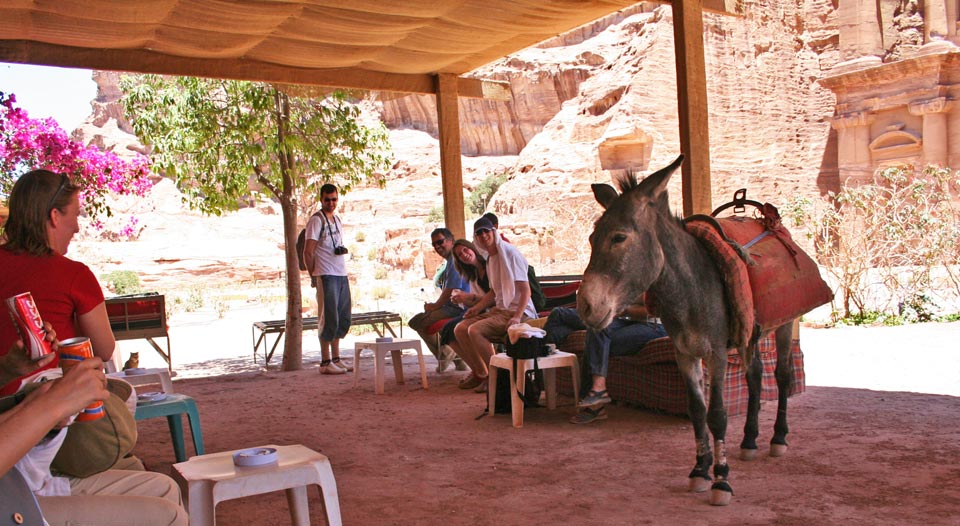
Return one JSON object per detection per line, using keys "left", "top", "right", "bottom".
{"left": 556, "top": 331, "right": 805, "bottom": 417}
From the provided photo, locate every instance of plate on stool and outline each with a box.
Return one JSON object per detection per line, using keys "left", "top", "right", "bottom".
{"left": 124, "top": 368, "right": 147, "bottom": 376}
{"left": 376, "top": 337, "right": 393, "bottom": 343}
{"left": 233, "top": 447, "right": 278, "bottom": 467}
{"left": 137, "top": 391, "right": 167, "bottom": 403}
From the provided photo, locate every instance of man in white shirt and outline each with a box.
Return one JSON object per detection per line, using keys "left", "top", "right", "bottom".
{"left": 452, "top": 217, "right": 537, "bottom": 392}
{"left": 303, "top": 184, "right": 353, "bottom": 375}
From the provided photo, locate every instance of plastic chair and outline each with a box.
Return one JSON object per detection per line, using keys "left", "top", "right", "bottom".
{"left": 135, "top": 393, "right": 205, "bottom": 462}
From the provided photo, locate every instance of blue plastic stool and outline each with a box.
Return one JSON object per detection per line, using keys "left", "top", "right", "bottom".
{"left": 135, "top": 393, "right": 205, "bottom": 462}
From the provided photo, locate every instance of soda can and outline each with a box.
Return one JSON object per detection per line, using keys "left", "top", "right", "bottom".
{"left": 58, "top": 336, "right": 105, "bottom": 421}
{"left": 5, "top": 292, "right": 53, "bottom": 360}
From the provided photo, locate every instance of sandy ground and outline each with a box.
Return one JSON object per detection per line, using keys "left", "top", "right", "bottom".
{"left": 122, "top": 310, "right": 960, "bottom": 525}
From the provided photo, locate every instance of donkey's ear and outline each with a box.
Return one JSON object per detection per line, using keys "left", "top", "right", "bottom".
{"left": 645, "top": 154, "right": 684, "bottom": 200}
{"left": 592, "top": 183, "right": 619, "bottom": 210}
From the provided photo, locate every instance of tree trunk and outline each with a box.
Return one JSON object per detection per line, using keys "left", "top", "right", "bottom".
{"left": 280, "top": 196, "right": 304, "bottom": 371}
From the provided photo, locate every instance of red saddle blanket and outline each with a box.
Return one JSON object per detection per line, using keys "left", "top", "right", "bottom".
{"left": 684, "top": 211, "right": 833, "bottom": 349}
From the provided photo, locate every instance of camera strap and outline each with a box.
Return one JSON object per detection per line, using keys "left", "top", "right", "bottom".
{"left": 322, "top": 213, "right": 342, "bottom": 250}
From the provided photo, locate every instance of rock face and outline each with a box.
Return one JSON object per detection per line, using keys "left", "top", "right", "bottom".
{"left": 73, "top": 0, "right": 845, "bottom": 289}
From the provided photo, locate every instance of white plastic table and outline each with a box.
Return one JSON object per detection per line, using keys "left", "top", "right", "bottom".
{"left": 171, "top": 444, "right": 341, "bottom": 526}
{"left": 353, "top": 338, "right": 429, "bottom": 394}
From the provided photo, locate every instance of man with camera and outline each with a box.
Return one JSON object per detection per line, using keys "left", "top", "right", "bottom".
{"left": 303, "top": 183, "right": 353, "bottom": 375}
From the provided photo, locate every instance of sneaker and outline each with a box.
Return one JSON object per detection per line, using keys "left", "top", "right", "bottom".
{"left": 570, "top": 406, "right": 608, "bottom": 425}
{"left": 331, "top": 358, "right": 353, "bottom": 372}
{"left": 320, "top": 362, "right": 345, "bottom": 375}
{"left": 458, "top": 373, "right": 483, "bottom": 390}
{"left": 454, "top": 358, "right": 468, "bottom": 371}
{"left": 578, "top": 389, "right": 612, "bottom": 408}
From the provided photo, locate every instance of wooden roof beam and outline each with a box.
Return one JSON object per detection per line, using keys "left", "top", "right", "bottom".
{"left": 0, "top": 40, "right": 509, "bottom": 99}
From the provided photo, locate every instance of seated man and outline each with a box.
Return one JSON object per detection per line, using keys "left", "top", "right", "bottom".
{"left": 1, "top": 334, "right": 188, "bottom": 526}
{"left": 543, "top": 301, "right": 666, "bottom": 424}
{"left": 454, "top": 217, "right": 538, "bottom": 393}
{"left": 408, "top": 227, "right": 469, "bottom": 372}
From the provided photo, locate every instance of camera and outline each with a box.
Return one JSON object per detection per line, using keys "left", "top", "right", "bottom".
{"left": 334, "top": 246, "right": 349, "bottom": 255}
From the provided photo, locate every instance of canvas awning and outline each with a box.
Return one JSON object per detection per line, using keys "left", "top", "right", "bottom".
{"left": 0, "top": 0, "right": 735, "bottom": 233}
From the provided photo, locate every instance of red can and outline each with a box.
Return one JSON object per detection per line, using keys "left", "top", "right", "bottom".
{"left": 5, "top": 292, "right": 53, "bottom": 360}
{"left": 58, "top": 336, "right": 105, "bottom": 421}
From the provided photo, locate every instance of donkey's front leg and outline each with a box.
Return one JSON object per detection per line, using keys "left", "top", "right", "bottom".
{"left": 677, "top": 354, "right": 712, "bottom": 493}
{"left": 706, "top": 352, "right": 733, "bottom": 506}
{"left": 770, "top": 322, "right": 795, "bottom": 457}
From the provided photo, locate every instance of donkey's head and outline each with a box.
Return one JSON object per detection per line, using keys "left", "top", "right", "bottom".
{"left": 577, "top": 155, "right": 683, "bottom": 330}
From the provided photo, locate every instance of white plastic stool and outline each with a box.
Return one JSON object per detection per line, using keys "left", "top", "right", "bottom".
{"left": 171, "top": 444, "right": 341, "bottom": 526}
{"left": 488, "top": 351, "right": 580, "bottom": 428}
{"left": 353, "top": 338, "right": 429, "bottom": 394}
{"left": 107, "top": 367, "right": 175, "bottom": 393}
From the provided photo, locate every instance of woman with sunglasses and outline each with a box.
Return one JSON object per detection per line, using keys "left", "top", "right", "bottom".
{"left": 440, "top": 239, "right": 493, "bottom": 389}
{"left": 0, "top": 170, "right": 116, "bottom": 396}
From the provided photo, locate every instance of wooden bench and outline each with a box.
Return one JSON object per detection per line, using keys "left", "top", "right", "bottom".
{"left": 252, "top": 311, "right": 403, "bottom": 365}
{"left": 106, "top": 293, "right": 172, "bottom": 371}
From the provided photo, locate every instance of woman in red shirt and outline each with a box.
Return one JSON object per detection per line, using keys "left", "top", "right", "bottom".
{"left": 0, "top": 170, "right": 115, "bottom": 395}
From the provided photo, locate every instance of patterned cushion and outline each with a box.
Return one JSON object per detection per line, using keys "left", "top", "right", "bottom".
{"left": 557, "top": 332, "right": 805, "bottom": 417}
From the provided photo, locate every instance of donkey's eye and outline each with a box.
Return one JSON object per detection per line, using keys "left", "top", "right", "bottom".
{"left": 611, "top": 233, "right": 627, "bottom": 244}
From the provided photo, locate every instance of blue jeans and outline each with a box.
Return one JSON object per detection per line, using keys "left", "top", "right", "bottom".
{"left": 544, "top": 307, "right": 667, "bottom": 391}
{"left": 319, "top": 275, "right": 351, "bottom": 342}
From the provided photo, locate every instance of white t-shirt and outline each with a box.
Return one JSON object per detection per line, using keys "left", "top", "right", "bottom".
{"left": 305, "top": 212, "right": 348, "bottom": 277}
{"left": 486, "top": 236, "right": 537, "bottom": 319}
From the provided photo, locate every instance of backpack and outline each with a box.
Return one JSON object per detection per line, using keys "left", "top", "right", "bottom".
{"left": 484, "top": 336, "right": 549, "bottom": 415}
{"left": 490, "top": 368, "right": 543, "bottom": 414}
{"left": 296, "top": 212, "right": 323, "bottom": 271}
{"left": 51, "top": 378, "right": 138, "bottom": 478}
{"left": 527, "top": 265, "right": 546, "bottom": 312}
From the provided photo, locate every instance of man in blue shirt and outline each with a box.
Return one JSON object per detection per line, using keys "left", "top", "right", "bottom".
{"left": 409, "top": 227, "right": 470, "bottom": 371}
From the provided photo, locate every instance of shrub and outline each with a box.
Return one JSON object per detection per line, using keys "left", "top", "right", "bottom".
{"left": 102, "top": 270, "right": 142, "bottom": 295}
{"left": 786, "top": 164, "right": 960, "bottom": 320}
{"left": 467, "top": 171, "right": 509, "bottom": 216}
{"left": 426, "top": 205, "right": 444, "bottom": 224}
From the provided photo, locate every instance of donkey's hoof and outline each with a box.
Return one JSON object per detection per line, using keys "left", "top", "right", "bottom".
{"left": 688, "top": 476, "right": 711, "bottom": 493}
{"left": 710, "top": 488, "right": 733, "bottom": 506}
{"left": 739, "top": 448, "right": 758, "bottom": 461}
{"left": 769, "top": 443, "right": 788, "bottom": 457}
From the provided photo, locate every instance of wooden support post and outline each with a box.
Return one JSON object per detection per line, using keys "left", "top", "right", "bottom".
{"left": 435, "top": 73, "right": 466, "bottom": 240}
{"left": 672, "top": 0, "right": 713, "bottom": 216}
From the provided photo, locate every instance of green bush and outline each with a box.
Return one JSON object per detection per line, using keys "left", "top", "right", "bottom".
{"left": 467, "top": 171, "right": 509, "bottom": 216}
{"left": 102, "top": 270, "right": 142, "bottom": 295}
{"left": 426, "top": 205, "right": 444, "bottom": 224}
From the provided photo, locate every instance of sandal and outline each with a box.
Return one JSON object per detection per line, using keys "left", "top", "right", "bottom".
{"left": 578, "top": 389, "right": 611, "bottom": 408}
{"left": 458, "top": 374, "right": 483, "bottom": 390}
{"left": 569, "top": 406, "right": 608, "bottom": 425}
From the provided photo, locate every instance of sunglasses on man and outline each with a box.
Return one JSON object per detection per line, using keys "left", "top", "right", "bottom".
{"left": 474, "top": 228, "right": 492, "bottom": 237}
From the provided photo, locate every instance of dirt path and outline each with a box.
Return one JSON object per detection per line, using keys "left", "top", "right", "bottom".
{"left": 129, "top": 328, "right": 960, "bottom": 525}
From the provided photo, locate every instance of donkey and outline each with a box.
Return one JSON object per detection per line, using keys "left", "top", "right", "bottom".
{"left": 577, "top": 155, "right": 796, "bottom": 506}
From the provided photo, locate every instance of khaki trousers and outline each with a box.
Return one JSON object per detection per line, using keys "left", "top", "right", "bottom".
{"left": 39, "top": 469, "right": 188, "bottom": 526}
